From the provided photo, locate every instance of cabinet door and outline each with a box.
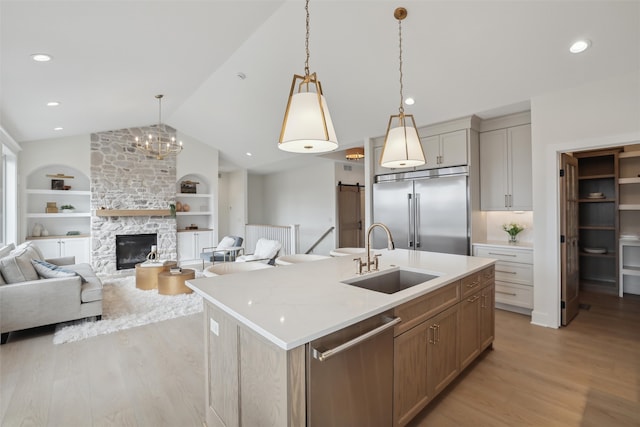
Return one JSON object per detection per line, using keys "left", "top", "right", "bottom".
{"left": 427, "top": 305, "right": 459, "bottom": 397}
{"left": 177, "top": 232, "right": 195, "bottom": 262}
{"left": 197, "top": 231, "right": 214, "bottom": 253}
{"left": 480, "top": 283, "right": 495, "bottom": 350}
{"left": 439, "top": 130, "right": 467, "bottom": 168}
{"left": 394, "top": 322, "right": 429, "bottom": 427}
{"left": 480, "top": 129, "right": 509, "bottom": 210}
{"left": 33, "top": 239, "right": 61, "bottom": 259}
{"left": 508, "top": 124, "right": 532, "bottom": 210}
{"left": 62, "top": 238, "right": 90, "bottom": 264}
{"left": 420, "top": 135, "right": 440, "bottom": 169}
{"left": 459, "top": 291, "right": 481, "bottom": 369}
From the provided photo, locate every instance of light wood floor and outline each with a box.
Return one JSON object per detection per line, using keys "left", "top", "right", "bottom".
{"left": 1, "top": 291, "right": 639, "bottom": 427}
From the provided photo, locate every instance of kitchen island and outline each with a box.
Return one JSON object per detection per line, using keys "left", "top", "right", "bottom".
{"left": 187, "top": 249, "right": 496, "bottom": 427}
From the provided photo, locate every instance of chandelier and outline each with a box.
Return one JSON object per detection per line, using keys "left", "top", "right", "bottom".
{"left": 345, "top": 147, "right": 365, "bottom": 160}
{"left": 135, "top": 94, "right": 183, "bottom": 160}
{"left": 279, "top": 0, "right": 338, "bottom": 153}
{"left": 379, "top": 7, "right": 425, "bottom": 168}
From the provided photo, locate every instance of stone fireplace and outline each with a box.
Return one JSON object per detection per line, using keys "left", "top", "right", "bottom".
{"left": 91, "top": 125, "right": 177, "bottom": 275}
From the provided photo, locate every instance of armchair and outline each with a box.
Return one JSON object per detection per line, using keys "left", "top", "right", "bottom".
{"left": 200, "top": 236, "right": 244, "bottom": 268}
{"left": 235, "top": 238, "right": 282, "bottom": 265}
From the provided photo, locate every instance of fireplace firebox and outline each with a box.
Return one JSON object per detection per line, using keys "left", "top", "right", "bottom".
{"left": 116, "top": 233, "right": 157, "bottom": 270}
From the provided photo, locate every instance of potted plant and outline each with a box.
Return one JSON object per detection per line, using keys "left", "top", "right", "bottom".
{"left": 503, "top": 222, "right": 525, "bottom": 243}
{"left": 60, "top": 204, "right": 75, "bottom": 213}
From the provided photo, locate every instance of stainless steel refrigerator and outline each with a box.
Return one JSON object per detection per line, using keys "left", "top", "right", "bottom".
{"left": 372, "top": 166, "right": 469, "bottom": 255}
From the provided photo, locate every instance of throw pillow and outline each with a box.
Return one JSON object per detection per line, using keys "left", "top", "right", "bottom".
{"left": 0, "top": 245, "right": 41, "bottom": 283}
{"left": 31, "top": 259, "right": 78, "bottom": 279}
{"left": 0, "top": 243, "right": 16, "bottom": 258}
{"left": 218, "top": 236, "right": 236, "bottom": 249}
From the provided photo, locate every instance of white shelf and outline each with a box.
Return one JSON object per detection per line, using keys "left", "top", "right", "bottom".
{"left": 619, "top": 204, "right": 640, "bottom": 211}
{"left": 622, "top": 266, "right": 640, "bottom": 276}
{"left": 26, "top": 189, "right": 91, "bottom": 196}
{"left": 27, "top": 212, "right": 91, "bottom": 218}
{"left": 176, "top": 193, "right": 211, "bottom": 199}
{"left": 619, "top": 177, "right": 640, "bottom": 184}
{"left": 176, "top": 211, "right": 212, "bottom": 216}
{"left": 619, "top": 151, "right": 640, "bottom": 159}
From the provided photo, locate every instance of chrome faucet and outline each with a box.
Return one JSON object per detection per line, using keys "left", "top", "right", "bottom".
{"left": 355, "top": 223, "right": 395, "bottom": 274}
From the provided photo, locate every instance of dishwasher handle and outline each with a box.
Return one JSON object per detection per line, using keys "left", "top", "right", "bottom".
{"left": 311, "top": 316, "right": 402, "bottom": 362}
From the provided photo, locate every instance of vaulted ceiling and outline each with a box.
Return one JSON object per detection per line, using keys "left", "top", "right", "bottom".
{"left": 1, "top": 1, "right": 638, "bottom": 173}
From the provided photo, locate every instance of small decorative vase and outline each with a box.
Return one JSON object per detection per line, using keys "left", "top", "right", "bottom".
{"left": 41, "top": 228, "right": 49, "bottom": 237}
{"left": 509, "top": 234, "right": 518, "bottom": 243}
{"left": 32, "top": 223, "right": 43, "bottom": 237}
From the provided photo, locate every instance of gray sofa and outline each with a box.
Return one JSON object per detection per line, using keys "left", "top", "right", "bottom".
{"left": 0, "top": 243, "right": 103, "bottom": 344}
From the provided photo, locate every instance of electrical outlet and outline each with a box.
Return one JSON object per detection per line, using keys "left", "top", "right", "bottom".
{"left": 210, "top": 318, "right": 219, "bottom": 336}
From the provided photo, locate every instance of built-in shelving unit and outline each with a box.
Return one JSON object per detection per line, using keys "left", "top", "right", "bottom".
{"left": 25, "top": 165, "right": 91, "bottom": 263}
{"left": 175, "top": 174, "right": 215, "bottom": 265}
{"left": 575, "top": 149, "right": 620, "bottom": 295}
{"left": 617, "top": 149, "right": 640, "bottom": 296}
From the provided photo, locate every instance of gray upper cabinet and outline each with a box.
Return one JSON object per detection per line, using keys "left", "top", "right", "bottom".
{"left": 420, "top": 129, "right": 468, "bottom": 170}
{"left": 480, "top": 124, "right": 532, "bottom": 211}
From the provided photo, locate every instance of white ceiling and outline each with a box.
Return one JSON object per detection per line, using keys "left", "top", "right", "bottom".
{"left": 1, "top": 1, "right": 638, "bottom": 173}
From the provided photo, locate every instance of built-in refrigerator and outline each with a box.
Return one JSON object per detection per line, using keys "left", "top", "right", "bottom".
{"left": 372, "top": 166, "right": 470, "bottom": 255}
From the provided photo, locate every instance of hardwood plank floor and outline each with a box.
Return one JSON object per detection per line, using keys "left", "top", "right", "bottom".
{"left": 1, "top": 291, "right": 638, "bottom": 426}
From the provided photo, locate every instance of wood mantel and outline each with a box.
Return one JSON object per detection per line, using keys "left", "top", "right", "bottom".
{"left": 95, "top": 209, "right": 171, "bottom": 217}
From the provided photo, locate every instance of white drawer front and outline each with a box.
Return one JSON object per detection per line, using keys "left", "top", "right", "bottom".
{"left": 494, "top": 261, "right": 533, "bottom": 285}
{"left": 495, "top": 281, "right": 533, "bottom": 309}
{"left": 475, "top": 246, "right": 533, "bottom": 264}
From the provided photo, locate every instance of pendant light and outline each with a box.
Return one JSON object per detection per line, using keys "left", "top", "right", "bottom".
{"left": 135, "top": 95, "right": 183, "bottom": 160}
{"left": 279, "top": 0, "right": 338, "bottom": 153}
{"left": 379, "top": 7, "right": 425, "bottom": 168}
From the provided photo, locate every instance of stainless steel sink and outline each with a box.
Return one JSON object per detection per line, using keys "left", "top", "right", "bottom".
{"left": 342, "top": 268, "right": 440, "bottom": 294}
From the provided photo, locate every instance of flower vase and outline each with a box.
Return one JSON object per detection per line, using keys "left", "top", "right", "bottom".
{"left": 509, "top": 234, "right": 518, "bottom": 243}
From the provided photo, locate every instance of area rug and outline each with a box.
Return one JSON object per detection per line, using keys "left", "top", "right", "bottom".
{"left": 53, "top": 274, "right": 203, "bottom": 344}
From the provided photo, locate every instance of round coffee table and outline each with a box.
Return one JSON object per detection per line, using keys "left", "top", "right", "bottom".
{"left": 158, "top": 269, "right": 195, "bottom": 295}
{"left": 135, "top": 261, "right": 177, "bottom": 290}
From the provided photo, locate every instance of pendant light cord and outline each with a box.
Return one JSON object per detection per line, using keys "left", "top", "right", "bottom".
{"left": 304, "top": 0, "right": 310, "bottom": 77}
{"left": 398, "top": 18, "right": 404, "bottom": 115}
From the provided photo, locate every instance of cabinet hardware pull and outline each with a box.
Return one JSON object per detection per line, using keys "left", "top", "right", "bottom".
{"left": 488, "top": 252, "right": 517, "bottom": 257}
{"left": 428, "top": 325, "right": 436, "bottom": 344}
{"left": 495, "top": 270, "right": 517, "bottom": 274}
{"left": 436, "top": 324, "right": 441, "bottom": 343}
{"left": 467, "top": 295, "right": 480, "bottom": 302}
{"left": 466, "top": 281, "right": 479, "bottom": 288}
{"left": 496, "top": 290, "right": 517, "bottom": 296}
{"left": 311, "top": 316, "right": 402, "bottom": 361}
{"left": 481, "top": 294, "right": 488, "bottom": 308}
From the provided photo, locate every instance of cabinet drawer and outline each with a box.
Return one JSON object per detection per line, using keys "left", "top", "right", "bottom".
{"left": 494, "top": 261, "right": 532, "bottom": 285}
{"left": 461, "top": 272, "right": 482, "bottom": 298}
{"left": 480, "top": 265, "right": 495, "bottom": 286}
{"left": 394, "top": 281, "right": 460, "bottom": 336}
{"left": 495, "top": 281, "right": 532, "bottom": 309}
{"left": 474, "top": 246, "right": 533, "bottom": 264}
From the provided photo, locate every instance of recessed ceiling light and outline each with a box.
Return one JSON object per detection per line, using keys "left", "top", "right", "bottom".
{"left": 237, "top": 72, "right": 247, "bottom": 80}
{"left": 53, "top": 127, "right": 63, "bottom": 131}
{"left": 246, "top": 152, "right": 252, "bottom": 156}
{"left": 31, "top": 53, "right": 52, "bottom": 62}
{"left": 47, "top": 101, "right": 60, "bottom": 107}
{"left": 569, "top": 40, "right": 591, "bottom": 54}
{"left": 405, "top": 97, "right": 415, "bottom": 106}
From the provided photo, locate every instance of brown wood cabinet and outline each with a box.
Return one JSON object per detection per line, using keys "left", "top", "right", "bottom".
{"left": 393, "top": 266, "right": 495, "bottom": 427}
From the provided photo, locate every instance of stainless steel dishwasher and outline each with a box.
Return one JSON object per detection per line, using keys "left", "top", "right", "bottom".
{"left": 307, "top": 311, "right": 401, "bottom": 426}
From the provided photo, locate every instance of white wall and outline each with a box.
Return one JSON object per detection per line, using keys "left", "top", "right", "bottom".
{"left": 247, "top": 174, "right": 265, "bottom": 224}
{"left": 531, "top": 70, "right": 640, "bottom": 328}
{"left": 485, "top": 211, "right": 533, "bottom": 243}
{"left": 261, "top": 161, "right": 336, "bottom": 255}
{"left": 227, "top": 170, "right": 247, "bottom": 239}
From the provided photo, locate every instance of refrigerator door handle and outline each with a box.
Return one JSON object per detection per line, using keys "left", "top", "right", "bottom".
{"left": 407, "top": 194, "right": 413, "bottom": 248}
{"left": 415, "top": 193, "right": 421, "bottom": 248}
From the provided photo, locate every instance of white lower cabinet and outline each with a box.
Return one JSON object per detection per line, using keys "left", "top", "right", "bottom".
{"left": 177, "top": 230, "right": 213, "bottom": 264}
{"left": 32, "top": 237, "right": 90, "bottom": 264}
{"left": 473, "top": 243, "right": 533, "bottom": 315}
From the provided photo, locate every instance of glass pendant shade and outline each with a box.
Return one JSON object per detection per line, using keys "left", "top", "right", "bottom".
{"left": 279, "top": 75, "right": 338, "bottom": 153}
{"left": 379, "top": 113, "right": 425, "bottom": 168}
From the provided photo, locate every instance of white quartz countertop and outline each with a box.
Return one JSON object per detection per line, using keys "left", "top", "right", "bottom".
{"left": 186, "top": 249, "right": 495, "bottom": 350}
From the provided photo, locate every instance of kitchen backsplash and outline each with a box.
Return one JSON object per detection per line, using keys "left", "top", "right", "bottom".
{"left": 485, "top": 211, "right": 534, "bottom": 243}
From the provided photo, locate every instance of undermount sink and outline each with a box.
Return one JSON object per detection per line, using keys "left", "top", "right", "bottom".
{"left": 342, "top": 268, "right": 440, "bottom": 294}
